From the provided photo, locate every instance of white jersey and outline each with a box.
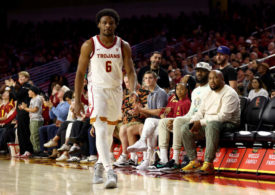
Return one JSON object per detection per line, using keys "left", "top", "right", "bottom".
{"left": 88, "top": 35, "right": 124, "bottom": 88}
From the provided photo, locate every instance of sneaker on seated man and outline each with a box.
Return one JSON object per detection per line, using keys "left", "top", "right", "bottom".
{"left": 181, "top": 70, "right": 240, "bottom": 174}
{"left": 113, "top": 153, "right": 138, "bottom": 168}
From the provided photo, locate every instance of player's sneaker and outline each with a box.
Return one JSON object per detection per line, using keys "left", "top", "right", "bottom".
{"left": 92, "top": 163, "right": 104, "bottom": 184}
{"left": 104, "top": 169, "right": 117, "bottom": 189}
{"left": 127, "top": 140, "right": 148, "bottom": 153}
{"left": 198, "top": 162, "right": 215, "bottom": 175}
{"left": 180, "top": 160, "right": 201, "bottom": 173}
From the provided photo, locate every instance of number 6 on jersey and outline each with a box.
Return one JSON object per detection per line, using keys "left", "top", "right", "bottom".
{"left": 106, "top": 61, "right": 112, "bottom": 72}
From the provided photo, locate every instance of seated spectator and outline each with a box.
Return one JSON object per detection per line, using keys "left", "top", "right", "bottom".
{"left": 39, "top": 86, "right": 70, "bottom": 158}
{"left": 113, "top": 75, "right": 150, "bottom": 167}
{"left": 238, "top": 68, "right": 254, "bottom": 97}
{"left": 181, "top": 70, "right": 240, "bottom": 175}
{"left": 248, "top": 77, "right": 269, "bottom": 100}
{"left": 114, "top": 71, "right": 167, "bottom": 167}
{"left": 256, "top": 62, "right": 275, "bottom": 92}
{"left": 127, "top": 75, "right": 195, "bottom": 170}
{"left": 0, "top": 87, "right": 16, "bottom": 154}
{"left": 19, "top": 85, "right": 44, "bottom": 156}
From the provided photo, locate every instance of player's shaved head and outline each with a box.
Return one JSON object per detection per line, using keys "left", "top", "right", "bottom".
{"left": 208, "top": 70, "right": 225, "bottom": 91}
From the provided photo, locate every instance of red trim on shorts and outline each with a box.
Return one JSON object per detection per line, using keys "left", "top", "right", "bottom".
{"left": 96, "top": 35, "right": 117, "bottom": 49}
{"left": 90, "top": 37, "right": 95, "bottom": 58}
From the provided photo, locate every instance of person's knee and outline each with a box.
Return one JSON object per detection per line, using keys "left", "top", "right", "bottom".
{"left": 206, "top": 121, "right": 222, "bottom": 131}
{"left": 181, "top": 124, "right": 191, "bottom": 136}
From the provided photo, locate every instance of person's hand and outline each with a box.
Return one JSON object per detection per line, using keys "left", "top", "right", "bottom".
{"left": 5, "top": 80, "right": 11, "bottom": 86}
{"left": 44, "top": 101, "right": 53, "bottom": 108}
{"left": 160, "top": 113, "right": 165, "bottom": 119}
{"left": 74, "top": 101, "right": 84, "bottom": 117}
{"left": 90, "top": 127, "right": 95, "bottom": 137}
{"left": 164, "top": 107, "right": 171, "bottom": 116}
{"left": 167, "top": 119, "right": 174, "bottom": 131}
{"left": 9, "top": 78, "right": 16, "bottom": 87}
{"left": 129, "top": 91, "right": 139, "bottom": 104}
{"left": 52, "top": 86, "right": 58, "bottom": 95}
{"left": 18, "top": 104, "right": 23, "bottom": 110}
{"left": 190, "top": 121, "right": 201, "bottom": 134}
{"left": 130, "top": 103, "right": 142, "bottom": 115}
{"left": 20, "top": 102, "right": 27, "bottom": 110}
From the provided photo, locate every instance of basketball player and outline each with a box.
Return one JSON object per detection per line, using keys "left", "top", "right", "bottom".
{"left": 74, "top": 9, "right": 137, "bottom": 188}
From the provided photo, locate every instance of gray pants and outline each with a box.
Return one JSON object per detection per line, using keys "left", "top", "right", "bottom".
{"left": 30, "top": 120, "right": 44, "bottom": 153}
{"left": 181, "top": 121, "right": 237, "bottom": 163}
{"left": 158, "top": 117, "right": 191, "bottom": 150}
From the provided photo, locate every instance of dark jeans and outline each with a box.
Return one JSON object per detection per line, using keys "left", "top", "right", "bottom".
{"left": 70, "top": 118, "right": 97, "bottom": 156}
{"left": 0, "top": 124, "right": 16, "bottom": 151}
{"left": 56, "top": 121, "right": 72, "bottom": 146}
{"left": 17, "top": 112, "right": 33, "bottom": 154}
{"left": 88, "top": 126, "right": 97, "bottom": 155}
{"left": 39, "top": 124, "right": 59, "bottom": 152}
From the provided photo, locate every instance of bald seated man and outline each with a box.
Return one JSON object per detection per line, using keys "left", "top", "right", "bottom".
{"left": 180, "top": 70, "right": 240, "bottom": 175}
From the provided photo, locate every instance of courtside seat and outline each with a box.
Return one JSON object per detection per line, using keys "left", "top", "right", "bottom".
{"left": 234, "top": 96, "right": 269, "bottom": 147}
{"left": 219, "top": 97, "right": 249, "bottom": 147}
{"left": 254, "top": 98, "right": 275, "bottom": 147}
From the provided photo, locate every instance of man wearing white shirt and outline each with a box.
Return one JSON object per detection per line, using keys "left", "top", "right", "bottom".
{"left": 181, "top": 70, "right": 240, "bottom": 174}
{"left": 153, "top": 62, "right": 211, "bottom": 171}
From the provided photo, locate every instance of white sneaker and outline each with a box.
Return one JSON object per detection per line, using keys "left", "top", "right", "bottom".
{"left": 20, "top": 151, "right": 31, "bottom": 158}
{"left": 127, "top": 140, "right": 148, "bottom": 153}
{"left": 56, "top": 153, "right": 68, "bottom": 162}
{"left": 113, "top": 154, "right": 128, "bottom": 167}
{"left": 67, "top": 156, "right": 80, "bottom": 163}
{"left": 57, "top": 144, "right": 71, "bottom": 152}
{"left": 105, "top": 169, "right": 117, "bottom": 189}
{"left": 44, "top": 139, "right": 58, "bottom": 148}
{"left": 136, "top": 160, "right": 149, "bottom": 170}
{"left": 68, "top": 145, "right": 81, "bottom": 154}
{"left": 80, "top": 155, "right": 98, "bottom": 164}
{"left": 93, "top": 163, "right": 104, "bottom": 184}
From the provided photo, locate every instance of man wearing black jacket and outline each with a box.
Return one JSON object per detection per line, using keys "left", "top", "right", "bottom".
{"left": 137, "top": 51, "right": 170, "bottom": 90}
{"left": 6, "top": 71, "right": 33, "bottom": 157}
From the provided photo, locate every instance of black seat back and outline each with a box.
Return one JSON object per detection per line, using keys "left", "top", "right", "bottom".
{"left": 239, "top": 96, "right": 249, "bottom": 129}
{"left": 259, "top": 97, "right": 275, "bottom": 131}
{"left": 245, "top": 96, "right": 269, "bottom": 131}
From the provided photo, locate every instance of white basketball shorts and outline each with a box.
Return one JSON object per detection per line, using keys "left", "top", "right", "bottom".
{"left": 88, "top": 84, "right": 123, "bottom": 125}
